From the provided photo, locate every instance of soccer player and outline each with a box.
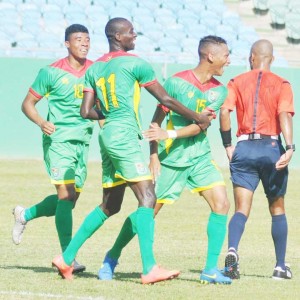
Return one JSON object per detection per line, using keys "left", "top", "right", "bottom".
{"left": 97, "top": 35, "right": 232, "bottom": 285}
{"left": 220, "top": 39, "right": 294, "bottom": 280}
{"left": 12, "top": 24, "right": 97, "bottom": 273}
{"left": 51, "top": 17, "right": 211, "bottom": 283}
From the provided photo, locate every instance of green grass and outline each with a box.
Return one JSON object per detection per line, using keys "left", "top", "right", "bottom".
{"left": 0, "top": 160, "right": 299, "bottom": 300}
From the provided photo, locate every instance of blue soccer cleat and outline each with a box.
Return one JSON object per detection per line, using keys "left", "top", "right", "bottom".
{"left": 200, "top": 268, "right": 232, "bottom": 284}
{"left": 98, "top": 252, "right": 118, "bottom": 280}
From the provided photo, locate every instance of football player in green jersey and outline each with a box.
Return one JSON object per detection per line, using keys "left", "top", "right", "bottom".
{"left": 52, "top": 18, "right": 211, "bottom": 283}
{"left": 97, "top": 35, "right": 233, "bottom": 284}
{"left": 12, "top": 24, "right": 97, "bottom": 273}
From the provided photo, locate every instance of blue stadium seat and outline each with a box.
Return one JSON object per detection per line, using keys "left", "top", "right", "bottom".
{"left": 269, "top": 4, "right": 289, "bottom": 28}
{"left": 222, "top": 10, "right": 241, "bottom": 29}
{"left": 47, "top": 0, "right": 70, "bottom": 7}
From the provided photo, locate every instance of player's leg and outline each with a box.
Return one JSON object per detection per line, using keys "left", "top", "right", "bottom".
{"left": 52, "top": 184, "right": 126, "bottom": 279}
{"left": 269, "top": 196, "right": 291, "bottom": 279}
{"left": 12, "top": 195, "right": 58, "bottom": 245}
{"left": 261, "top": 142, "right": 291, "bottom": 279}
{"left": 130, "top": 180, "right": 180, "bottom": 284}
{"left": 188, "top": 157, "right": 231, "bottom": 284}
{"left": 12, "top": 140, "right": 63, "bottom": 245}
{"left": 225, "top": 140, "right": 260, "bottom": 279}
{"left": 224, "top": 185, "right": 253, "bottom": 279}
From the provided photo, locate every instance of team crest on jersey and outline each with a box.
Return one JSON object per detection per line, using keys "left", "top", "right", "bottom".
{"left": 62, "top": 78, "right": 69, "bottom": 84}
{"left": 188, "top": 91, "right": 194, "bottom": 98}
{"left": 135, "top": 162, "right": 147, "bottom": 175}
{"left": 208, "top": 90, "right": 219, "bottom": 102}
{"left": 51, "top": 168, "right": 60, "bottom": 179}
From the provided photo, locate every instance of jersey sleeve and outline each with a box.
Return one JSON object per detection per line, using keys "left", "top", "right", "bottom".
{"left": 207, "top": 85, "right": 228, "bottom": 113}
{"left": 30, "top": 66, "right": 52, "bottom": 98}
{"left": 133, "top": 59, "right": 157, "bottom": 86}
{"left": 221, "top": 79, "right": 237, "bottom": 111}
{"left": 277, "top": 81, "right": 295, "bottom": 116}
{"left": 84, "top": 65, "right": 95, "bottom": 93}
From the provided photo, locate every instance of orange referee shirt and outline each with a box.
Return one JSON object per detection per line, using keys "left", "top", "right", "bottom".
{"left": 222, "top": 69, "right": 294, "bottom": 136}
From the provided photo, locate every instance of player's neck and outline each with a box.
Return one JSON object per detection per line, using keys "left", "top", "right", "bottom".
{"left": 192, "top": 67, "right": 213, "bottom": 85}
{"left": 67, "top": 56, "right": 86, "bottom": 70}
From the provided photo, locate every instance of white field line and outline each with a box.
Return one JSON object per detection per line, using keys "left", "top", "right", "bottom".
{"left": 0, "top": 291, "right": 107, "bottom": 300}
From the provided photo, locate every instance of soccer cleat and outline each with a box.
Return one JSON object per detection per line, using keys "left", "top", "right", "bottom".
{"left": 200, "top": 268, "right": 232, "bottom": 284}
{"left": 73, "top": 259, "right": 86, "bottom": 274}
{"left": 224, "top": 249, "right": 240, "bottom": 279}
{"left": 52, "top": 255, "right": 74, "bottom": 280}
{"left": 12, "top": 206, "right": 27, "bottom": 245}
{"left": 141, "top": 265, "right": 180, "bottom": 284}
{"left": 272, "top": 265, "right": 292, "bottom": 280}
{"left": 98, "top": 252, "right": 118, "bottom": 280}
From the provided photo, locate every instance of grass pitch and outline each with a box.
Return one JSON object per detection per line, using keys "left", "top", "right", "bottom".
{"left": 0, "top": 160, "right": 299, "bottom": 300}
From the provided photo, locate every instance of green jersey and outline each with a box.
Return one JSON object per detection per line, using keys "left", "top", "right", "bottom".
{"left": 84, "top": 51, "right": 157, "bottom": 137}
{"left": 159, "top": 70, "right": 228, "bottom": 167}
{"left": 30, "top": 57, "right": 94, "bottom": 143}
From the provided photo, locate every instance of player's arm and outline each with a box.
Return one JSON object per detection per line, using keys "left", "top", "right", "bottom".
{"left": 275, "top": 111, "right": 294, "bottom": 170}
{"left": 219, "top": 107, "right": 235, "bottom": 161}
{"left": 21, "top": 91, "right": 55, "bottom": 136}
{"left": 144, "top": 107, "right": 216, "bottom": 141}
{"left": 145, "top": 81, "right": 211, "bottom": 130}
{"left": 148, "top": 106, "right": 166, "bottom": 183}
{"left": 81, "top": 90, "right": 105, "bottom": 120}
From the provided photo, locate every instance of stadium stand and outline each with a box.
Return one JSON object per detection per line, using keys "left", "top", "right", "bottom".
{"left": 0, "top": 0, "right": 298, "bottom": 67}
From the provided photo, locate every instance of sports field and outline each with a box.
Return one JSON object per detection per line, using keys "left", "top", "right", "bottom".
{"left": 0, "top": 160, "right": 299, "bottom": 300}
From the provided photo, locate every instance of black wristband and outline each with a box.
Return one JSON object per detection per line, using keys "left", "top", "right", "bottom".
{"left": 285, "top": 144, "right": 295, "bottom": 151}
{"left": 220, "top": 129, "right": 232, "bottom": 147}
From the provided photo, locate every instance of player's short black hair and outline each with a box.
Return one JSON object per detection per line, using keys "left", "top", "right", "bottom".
{"left": 105, "top": 17, "right": 129, "bottom": 40}
{"left": 198, "top": 35, "right": 227, "bottom": 58}
{"left": 65, "top": 24, "right": 89, "bottom": 41}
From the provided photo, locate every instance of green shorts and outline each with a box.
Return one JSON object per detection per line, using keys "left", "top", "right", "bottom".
{"left": 99, "top": 125, "right": 152, "bottom": 188}
{"left": 43, "top": 140, "right": 89, "bottom": 192}
{"left": 156, "top": 154, "right": 225, "bottom": 204}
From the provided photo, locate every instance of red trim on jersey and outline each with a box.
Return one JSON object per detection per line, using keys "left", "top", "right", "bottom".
{"left": 96, "top": 50, "right": 137, "bottom": 62}
{"left": 140, "top": 79, "right": 157, "bottom": 87}
{"left": 29, "top": 87, "right": 43, "bottom": 99}
{"left": 157, "top": 104, "right": 170, "bottom": 114}
{"left": 174, "top": 70, "right": 223, "bottom": 92}
{"left": 83, "top": 87, "right": 95, "bottom": 94}
{"left": 50, "top": 57, "right": 93, "bottom": 77}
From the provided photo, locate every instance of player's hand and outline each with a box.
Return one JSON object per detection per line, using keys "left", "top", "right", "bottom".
{"left": 143, "top": 124, "right": 168, "bottom": 141}
{"left": 225, "top": 145, "right": 235, "bottom": 161}
{"left": 40, "top": 121, "right": 56, "bottom": 136}
{"left": 275, "top": 149, "right": 293, "bottom": 170}
{"left": 195, "top": 111, "right": 212, "bottom": 130}
{"left": 149, "top": 153, "right": 161, "bottom": 183}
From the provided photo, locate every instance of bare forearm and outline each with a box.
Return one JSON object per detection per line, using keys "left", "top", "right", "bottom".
{"left": 279, "top": 112, "right": 293, "bottom": 145}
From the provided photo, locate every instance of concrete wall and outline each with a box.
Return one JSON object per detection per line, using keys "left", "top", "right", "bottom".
{"left": 0, "top": 58, "right": 299, "bottom": 168}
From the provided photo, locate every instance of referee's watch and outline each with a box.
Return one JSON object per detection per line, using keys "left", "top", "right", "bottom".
{"left": 285, "top": 144, "right": 295, "bottom": 151}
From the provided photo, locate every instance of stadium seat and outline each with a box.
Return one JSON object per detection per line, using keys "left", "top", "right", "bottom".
{"left": 38, "top": 33, "right": 63, "bottom": 49}
{"left": 269, "top": 4, "right": 289, "bottom": 29}
{"left": 164, "top": 24, "right": 187, "bottom": 42}
{"left": 184, "top": 23, "right": 208, "bottom": 39}
{"left": 65, "top": 12, "right": 87, "bottom": 26}
{"left": 47, "top": 0, "right": 70, "bottom": 7}
{"left": 253, "top": 0, "right": 269, "bottom": 14}
{"left": 199, "top": 11, "right": 220, "bottom": 33}
{"left": 92, "top": 0, "right": 115, "bottom": 11}
{"left": 285, "top": 12, "right": 300, "bottom": 43}
{"left": 181, "top": 37, "right": 200, "bottom": 54}
{"left": 161, "top": 0, "right": 184, "bottom": 14}
{"left": 222, "top": 10, "right": 242, "bottom": 30}
{"left": 205, "top": 2, "right": 227, "bottom": 18}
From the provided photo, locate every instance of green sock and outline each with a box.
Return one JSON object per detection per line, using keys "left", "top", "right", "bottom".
{"left": 63, "top": 206, "right": 108, "bottom": 265}
{"left": 109, "top": 211, "right": 137, "bottom": 260}
{"left": 136, "top": 207, "right": 156, "bottom": 274}
{"left": 205, "top": 212, "right": 227, "bottom": 270}
{"left": 55, "top": 200, "right": 73, "bottom": 252}
{"left": 24, "top": 194, "right": 58, "bottom": 221}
